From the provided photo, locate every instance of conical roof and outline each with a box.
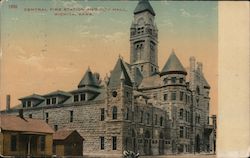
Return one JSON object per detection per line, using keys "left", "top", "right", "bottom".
{"left": 134, "top": 0, "right": 155, "bottom": 16}
{"left": 161, "top": 51, "right": 187, "bottom": 75}
{"left": 108, "top": 58, "right": 132, "bottom": 87}
{"left": 78, "top": 68, "right": 99, "bottom": 88}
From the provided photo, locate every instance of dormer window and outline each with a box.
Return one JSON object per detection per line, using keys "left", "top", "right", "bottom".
{"left": 80, "top": 93, "right": 86, "bottom": 101}
{"left": 74, "top": 94, "right": 79, "bottom": 102}
{"left": 52, "top": 97, "right": 57, "bottom": 104}
{"left": 46, "top": 98, "right": 50, "bottom": 105}
{"left": 27, "top": 101, "right": 32, "bottom": 107}
{"left": 23, "top": 101, "right": 26, "bottom": 108}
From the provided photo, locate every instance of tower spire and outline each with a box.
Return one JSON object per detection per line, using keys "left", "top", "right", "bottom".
{"left": 130, "top": 0, "right": 158, "bottom": 78}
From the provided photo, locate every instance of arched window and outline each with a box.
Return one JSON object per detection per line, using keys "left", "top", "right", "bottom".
{"left": 140, "top": 111, "right": 144, "bottom": 123}
{"left": 196, "top": 86, "right": 200, "bottom": 95}
{"left": 126, "top": 107, "right": 129, "bottom": 120}
{"left": 179, "top": 109, "right": 184, "bottom": 120}
{"left": 146, "top": 113, "right": 150, "bottom": 124}
{"left": 112, "top": 106, "right": 117, "bottom": 120}
{"left": 160, "top": 116, "right": 164, "bottom": 126}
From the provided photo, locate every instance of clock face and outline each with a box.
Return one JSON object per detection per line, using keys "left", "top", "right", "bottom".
{"left": 137, "top": 17, "right": 145, "bottom": 26}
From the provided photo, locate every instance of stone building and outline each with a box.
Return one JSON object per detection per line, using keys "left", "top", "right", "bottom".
{"left": 2, "top": 0, "right": 215, "bottom": 157}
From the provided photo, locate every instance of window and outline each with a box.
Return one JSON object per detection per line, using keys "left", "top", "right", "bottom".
{"left": 180, "top": 92, "right": 184, "bottom": 101}
{"left": 40, "top": 136, "right": 45, "bottom": 151}
{"left": 140, "top": 111, "right": 144, "bottom": 123}
{"left": 155, "top": 114, "right": 158, "bottom": 125}
{"left": 179, "top": 78, "right": 184, "bottom": 84}
{"left": 46, "top": 98, "right": 50, "bottom": 105}
{"left": 112, "top": 106, "right": 117, "bottom": 120}
{"left": 185, "top": 111, "right": 188, "bottom": 122}
{"left": 132, "top": 111, "right": 134, "bottom": 122}
{"left": 23, "top": 101, "right": 26, "bottom": 108}
{"left": 45, "top": 113, "right": 49, "bottom": 123}
{"left": 112, "top": 91, "right": 117, "bottom": 97}
{"left": 171, "top": 92, "right": 176, "bottom": 101}
{"left": 101, "top": 108, "right": 105, "bottom": 121}
{"left": 100, "top": 136, "right": 105, "bottom": 150}
{"left": 163, "top": 94, "right": 168, "bottom": 101}
{"left": 180, "top": 126, "right": 184, "bottom": 138}
{"left": 179, "top": 109, "right": 183, "bottom": 120}
{"left": 160, "top": 116, "right": 163, "bottom": 126}
{"left": 70, "top": 111, "right": 73, "bottom": 122}
{"left": 27, "top": 101, "right": 31, "bottom": 107}
{"left": 146, "top": 113, "right": 150, "bottom": 124}
{"left": 125, "top": 107, "right": 129, "bottom": 120}
{"left": 11, "top": 135, "right": 17, "bottom": 151}
{"left": 112, "top": 136, "right": 117, "bottom": 150}
{"left": 29, "top": 114, "right": 32, "bottom": 118}
{"left": 171, "top": 77, "right": 176, "bottom": 84}
{"left": 52, "top": 97, "right": 57, "bottom": 104}
{"left": 74, "top": 94, "right": 79, "bottom": 102}
{"left": 80, "top": 93, "right": 85, "bottom": 101}
{"left": 151, "top": 66, "right": 154, "bottom": 72}
{"left": 186, "top": 127, "right": 189, "bottom": 139}
{"left": 141, "top": 65, "right": 144, "bottom": 72}
{"left": 54, "top": 125, "right": 58, "bottom": 131}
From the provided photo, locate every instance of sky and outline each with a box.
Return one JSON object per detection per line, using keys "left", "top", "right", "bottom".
{"left": 0, "top": 0, "right": 218, "bottom": 115}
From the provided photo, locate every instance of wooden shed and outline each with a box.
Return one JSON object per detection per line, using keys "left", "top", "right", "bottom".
{"left": 0, "top": 114, "right": 54, "bottom": 157}
{"left": 53, "top": 129, "right": 84, "bottom": 156}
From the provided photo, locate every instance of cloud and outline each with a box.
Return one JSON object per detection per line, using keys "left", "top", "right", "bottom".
{"left": 180, "top": 9, "right": 191, "bottom": 17}
{"left": 180, "top": 9, "right": 208, "bottom": 18}
{"left": 161, "top": 20, "right": 174, "bottom": 27}
{"left": 109, "top": 18, "right": 127, "bottom": 25}
{"left": 160, "top": 1, "right": 170, "bottom": 6}
{"left": 103, "top": 32, "right": 126, "bottom": 42}
{"left": 14, "top": 46, "right": 75, "bottom": 73}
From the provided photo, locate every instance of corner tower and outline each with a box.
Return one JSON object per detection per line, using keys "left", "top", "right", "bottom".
{"left": 130, "top": 0, "right": 158, "bottom": 78}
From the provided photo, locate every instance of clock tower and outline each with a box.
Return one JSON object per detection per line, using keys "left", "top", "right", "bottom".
{"left": 130, "top": 0, "right": 159, "bottom": 78}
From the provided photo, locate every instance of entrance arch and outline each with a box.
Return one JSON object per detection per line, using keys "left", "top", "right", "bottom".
{"left": 144, "top": 130, "right": 151, "bottom": 155}
{"left": 159, "top": 132, "right": 164, "bottom": 155}
{"left": 195, "top": 135, "right": 201, "bottom": 153}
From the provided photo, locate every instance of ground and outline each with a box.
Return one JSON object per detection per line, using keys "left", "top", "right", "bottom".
{"left": 141, "top": 154, "right": 216, "bottom": 158}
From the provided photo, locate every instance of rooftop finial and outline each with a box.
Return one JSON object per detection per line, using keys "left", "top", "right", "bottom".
{"left": 87, "top": 66, "right": 91, "bottom": 71}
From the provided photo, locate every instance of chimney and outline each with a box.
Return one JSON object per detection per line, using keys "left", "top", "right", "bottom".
{"left": 18, "top": 109, "right": 24, "bottom": 118}
{"left": 6, "top": 95, "right": 10, "bottom": 111}
{"left": 197, "top": 62, "right": 203, "bottom": 73}
{"left": 189, "top": 56, "right": 196, "bottom": 72}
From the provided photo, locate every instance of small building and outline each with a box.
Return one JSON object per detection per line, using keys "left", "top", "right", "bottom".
{"left": 53, "top": 129, "right": 84, "bottom": 156}
{"left": 0, "top": 110, "right": 54, "bottom": 157}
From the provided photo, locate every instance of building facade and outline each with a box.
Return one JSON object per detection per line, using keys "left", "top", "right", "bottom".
{"left": 2, "top": 0, "right": 215, "bottom": 157}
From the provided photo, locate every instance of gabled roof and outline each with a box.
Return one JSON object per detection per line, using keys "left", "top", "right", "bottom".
{"left": 108, "top": 58, "right": 132, "bottom": 87}
{"left": 161, "top": 51, "right": 187, "bottom": 76}
{"left": 43, "top": 90, "right": 71, "bottom": 98}
{"left": 53, "top": 129, "right": 84, "bottom": 141}
{"left": 138, "top": 74, "right": 161, "bottom": 89}
{"left": 19, "top": 94, "right": 45, "bottom": 101}
{"left": 0, "top": 115, "right": 54, "bottom": 134}
{"left": 78, "top": 68, "right": 99, "bottom": 88}
{"left": 134, "top": 0, "right": 155, "bottom": 16}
